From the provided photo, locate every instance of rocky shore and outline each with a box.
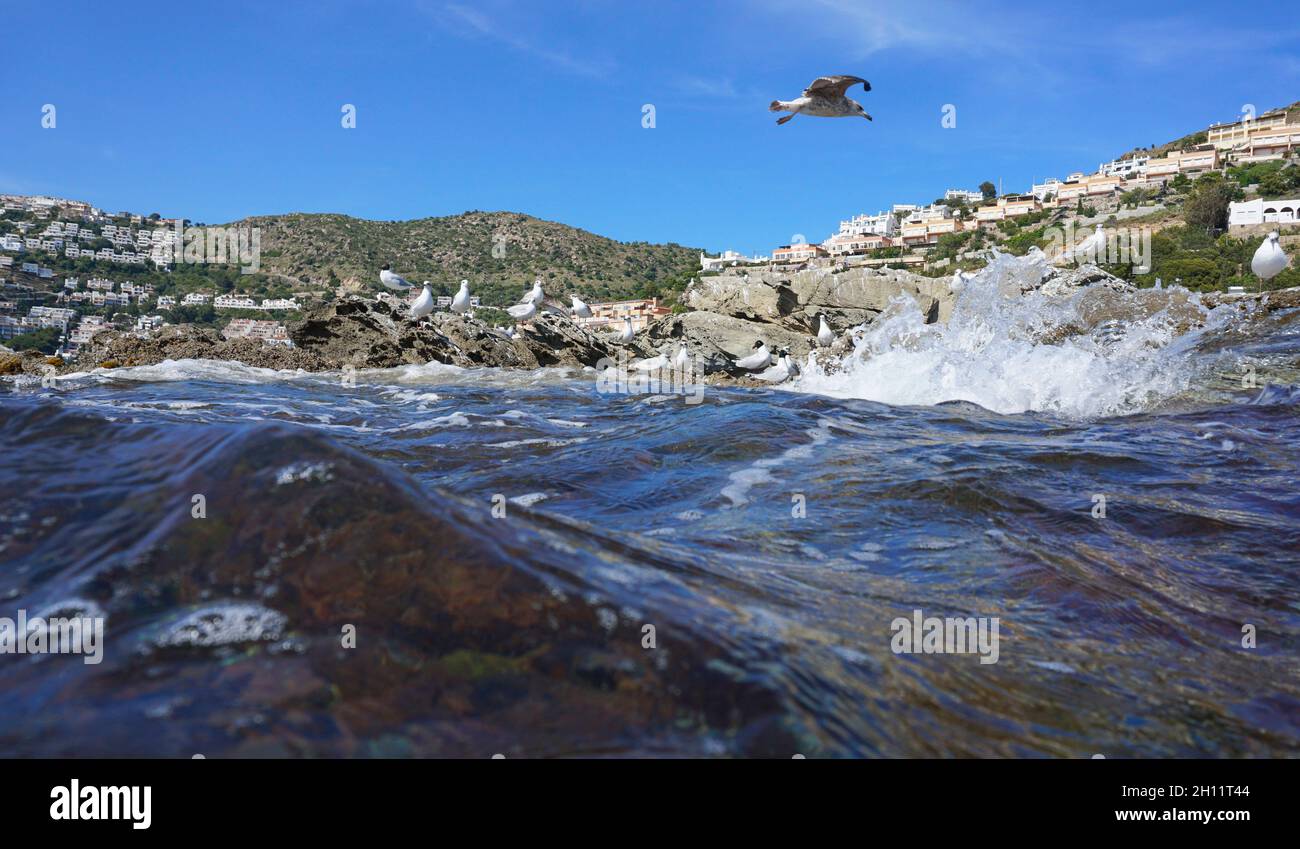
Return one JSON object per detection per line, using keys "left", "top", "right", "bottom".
{"left": 3, "top": 262, "right": 1296, "bottom": 382}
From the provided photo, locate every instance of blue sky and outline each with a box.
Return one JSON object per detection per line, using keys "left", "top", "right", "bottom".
{"left": 2, "top": 0, "right": 1298, "bottom": 254}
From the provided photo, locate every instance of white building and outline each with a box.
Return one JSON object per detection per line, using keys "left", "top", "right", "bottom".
{"left": 1228, "top": 197, "right": 1300, "bottom": 229}
{"left": 1098, "top": 156, "right": 1149, "bottom": 178}
{"left": 700, "top": 250, "right": 765, "bottom": 271}
{"left": 943, "top": 189, "right": 984, "bottom": 205}
{"left": 837, "top": 211, "right": 898, "bottom": 238}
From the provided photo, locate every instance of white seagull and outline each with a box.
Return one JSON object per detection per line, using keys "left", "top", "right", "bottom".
{"left": 770, "top": 75, "right": 872, "bottom": 126}
{"left": 754, "top": 350, "right": 793, "bottom": 384}
{"left": 674, "top": 346, "right": 691, "bottom": 370}
{"left": 523, "top": 279, "right": 544, "bottom": 306}
{"left": 410, "top": 283, "right": 435, "bottom": 320}
{"left": 816, "top": 315, "right": 834, "bottom": 347}
{"left": 734, "top": 340, "right": 771, "bottom": 371}
{"left": 1252, "top": 231, "right": 1289, "bottom": 282}
{"left": 571, "top": 294, "right": 592, "bottom": 318}
{"left": 615, "top": 317, "right": 634, "bottom": 343}
{"left": 506, "top": 301, "right": 537, "bottom": 323}
{"left": 451, "top": 279, "right": 471, "bottom": 313}
{"left": 634, "top": 350, "right": 669, "bottom": 372}
{"left": 950, "top": 269, "right": 972, "bottom": 294}
{"left": 379, "top": 264, "right": 412, "bottom": 291}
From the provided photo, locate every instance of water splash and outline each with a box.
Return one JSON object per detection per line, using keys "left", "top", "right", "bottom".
{"left": 793, "top": 251, "right": 1241, "bottom": 418}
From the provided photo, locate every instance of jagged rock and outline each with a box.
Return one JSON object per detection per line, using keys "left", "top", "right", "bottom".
{"left": 73, "top": 324, "right": 328, "bottom": 372}
{"left": 686, "top": 265, "right": 948, "bottom": 330}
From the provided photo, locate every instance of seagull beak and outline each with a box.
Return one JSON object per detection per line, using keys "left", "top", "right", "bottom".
{"left": 863, "top": 113, "right": 873, "bottom": 121}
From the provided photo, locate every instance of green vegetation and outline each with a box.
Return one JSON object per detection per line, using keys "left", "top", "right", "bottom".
{"left": 1182, "top": 172, "right": 1243, "bottom": 235}
{"left": 6, "top": 326, "right": 61, "bottom": 353}
{"left": 1226, "top": 160, "right": 1300, "bottom": 197}
{"left": 1105, "top": 225, "right": 1300, "bottom": 292}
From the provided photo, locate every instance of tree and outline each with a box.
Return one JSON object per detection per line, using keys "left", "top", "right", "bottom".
{"left": 7, "top": 326, "right": 61, "bottom": 353}
{"left": 1183, "top": 174, "right": 1239, "bottom": 235}
{"left": 979, "top": 181, "right": 996, "bottom": 200}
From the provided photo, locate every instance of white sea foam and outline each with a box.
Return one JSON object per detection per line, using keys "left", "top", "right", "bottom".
{"left": 792, "top": 252, "right": 1238, "bottom": 419}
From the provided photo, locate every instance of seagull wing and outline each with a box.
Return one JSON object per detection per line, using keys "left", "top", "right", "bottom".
{"left": 804, "top": 75, "right": 870, "bottom": 98}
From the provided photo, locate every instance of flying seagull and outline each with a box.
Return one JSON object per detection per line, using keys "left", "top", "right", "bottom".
{"left": 770, "top": 75, "right": 872, "bottom": 126}
{"left": 379, "top": 264, "right": 412, "bottom": 291}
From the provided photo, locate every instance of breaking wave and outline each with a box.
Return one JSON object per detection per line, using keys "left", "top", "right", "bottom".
{"left": 794, "top": 251, "right": 1246, "bottom": 417}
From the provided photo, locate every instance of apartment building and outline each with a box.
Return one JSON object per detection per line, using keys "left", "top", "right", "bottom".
{"left": 571, "top": 298, "right": 671, "bottom": 333}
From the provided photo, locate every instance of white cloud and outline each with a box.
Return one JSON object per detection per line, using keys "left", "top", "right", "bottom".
{"left": 426, "top": 1, "right": 615, "bottom": 78}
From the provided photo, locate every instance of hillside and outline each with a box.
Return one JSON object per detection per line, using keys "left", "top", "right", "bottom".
{"left": 1115, "top": 100, "right": 1300, "bottom": 161}
{"left": 224, "top": 211, "right": 704, "bottom": 307}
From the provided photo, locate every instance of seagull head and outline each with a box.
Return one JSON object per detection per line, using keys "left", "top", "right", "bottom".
{"left": 851, "top": 101, "right": 872, "bottom": 121}
{"left": 381, "top": 264, "right": 391, "bottom": 271}
{"left": 1268, "top": 231, "right": 1280, "bottom": 243}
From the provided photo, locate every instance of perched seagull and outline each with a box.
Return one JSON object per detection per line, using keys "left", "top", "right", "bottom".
{"left": 523, "top": 279, "right": 544, "bottom": 306}
{"left": 754, "top": 350, "right": 793, "bottom": 384}
{"left": 634, "top": 350, "right": 670, "bottom": 372}
{"left": 451, "top": 279, "right": 471, "bottom": 313}
{"left": 410, "top": 282, "right": 435, "bottom": 320}
{"left": 616, "top": 317, "right": 634, "bottom": 343}
{"left": 1153, "top": 277, "right": 1163, "bottom": 290}
{"left": 379, "top": 264, "right": 412, "bottom": 291}
{"left": 816, "top": 314, "right": 835, "bottom": 347}
{"left": 506, "top": 301, "right": 537, "bottom": 323}
{"left": 734, "top": 340, "right": 772, "bottom": 371}
{"left": 571, "top": 294, "right": 592, "bottom": 318}
{"left": 770, "top": 75, "right": 872, "bottom": 126}
{"left": 950, "top": 270, "right": 972, "bottom": 294}
{"left": 674, "top": 346, "right": 691, "bottom": 370}
{"left": 1252, "top": 231, "right": 1289, "bottom": 281}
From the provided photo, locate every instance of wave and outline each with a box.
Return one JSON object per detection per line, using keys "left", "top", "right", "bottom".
{"left": 793, "top": 252, "right": 1248, "bottom": 418}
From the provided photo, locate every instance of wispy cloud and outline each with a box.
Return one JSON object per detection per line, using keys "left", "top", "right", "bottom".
{"left": 425, "top": 1, "right": 615, "bottom": 78}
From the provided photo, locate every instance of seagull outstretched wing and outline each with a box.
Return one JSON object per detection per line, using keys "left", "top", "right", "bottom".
{"left": 804, "top": 75, "right": 870, "bottom": 98}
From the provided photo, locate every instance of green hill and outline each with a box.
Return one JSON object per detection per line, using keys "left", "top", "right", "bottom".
{"left": 225, "top": 210, "right": 703, "bottom": 307}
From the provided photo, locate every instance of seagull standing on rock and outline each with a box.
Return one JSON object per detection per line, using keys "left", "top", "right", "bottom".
{"left": 755, "top": 349, "right": 794, "bottom": 384}
{"left": 571, "top": 294, "right": 592, "bottom": 318}
{"left": 1252, "top": 232, "right": 1289, "bottom": 283}
{"left": 410, "top": 283, "right": 434, "bottom": 320}
{"left": 451, "top": 279, "right": 471, "bottom": 313}
{"left": 734, "top": 340, "right": 771, "bottom": 371}
{"left": 950, "top": 270, "right": 972, "bottom": 294}
{"left": 816, "top": 315, "right": 834, "bottom": 347}
{"left": 379, "top": 264, "right": 412, "bottom": 292}
{"left": 507, "top": 301, "right": 537, "bottom": 323}
{"left": 616, "top": 317, "right": 634, "bottom": 343}
{"left": 770, "top": 75, "right": 872, "bottom": 126}
{"left": 523, "top": 279, "right": 544, "bottom": 306}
